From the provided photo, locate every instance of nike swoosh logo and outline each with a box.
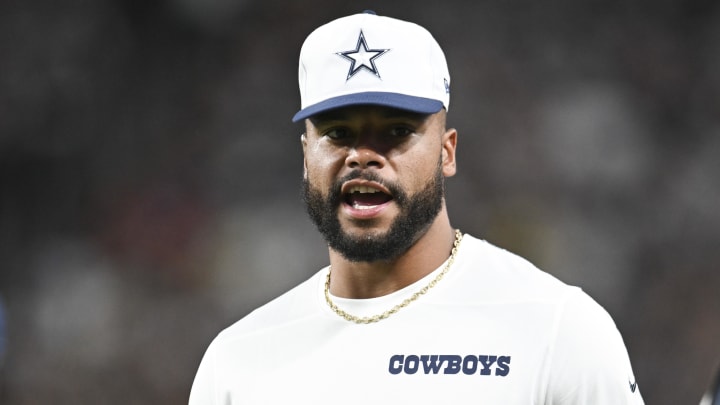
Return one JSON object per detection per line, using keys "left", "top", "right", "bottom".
{"left": 629, "top": 380, "right": 638, "bottom": 393}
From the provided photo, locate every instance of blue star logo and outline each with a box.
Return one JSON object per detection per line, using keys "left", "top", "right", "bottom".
{"left": 337, "top": 31, "right": 390, "bottom": 81}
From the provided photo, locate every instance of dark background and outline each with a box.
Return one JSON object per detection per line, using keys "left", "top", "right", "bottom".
{"left": 1, "top": 0, "right": 719, "bottom": 403}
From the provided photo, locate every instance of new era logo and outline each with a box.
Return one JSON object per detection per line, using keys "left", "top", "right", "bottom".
{"left": 629, "top": 379, "right": 638, "bottom": 393}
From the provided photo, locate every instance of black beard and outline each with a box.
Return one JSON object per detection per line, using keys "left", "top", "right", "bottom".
{"left": 302, "top": 163, "right": 444, "bottom": 263}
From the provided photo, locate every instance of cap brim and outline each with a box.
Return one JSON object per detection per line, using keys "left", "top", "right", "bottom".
{"left": 292, "top": 92, "right": 444, "bottom": 122}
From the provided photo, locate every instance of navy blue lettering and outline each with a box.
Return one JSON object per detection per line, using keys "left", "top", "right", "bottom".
{"left": 478, "top": 355, "right": 497, "bottom": 376}
{"left": 420, "top": 355, "right": 443, "bottom": 374}
{"left": 404, "top": 355, "right": 420, "bottom": 374}
{"left": 441, "top": 355, "right": 462, "bottom": 374}
{"left": 462, "top": 355, "right": 478, "bottom": 375}
{"left": 388, "top": 355, "right": 404, "bottom": 375}
{"left": 389, "top": 353, "right": 512, "bottom": 376}
{"left": 495, "top": 356, "right": 511, "bottom": 376}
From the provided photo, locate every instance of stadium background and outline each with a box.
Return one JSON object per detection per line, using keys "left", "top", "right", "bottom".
{"left": 1, "top": 0, "right": 719, "bottom": 403}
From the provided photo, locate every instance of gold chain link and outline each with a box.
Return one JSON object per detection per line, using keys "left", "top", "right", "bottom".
{"left": 324, "top": 229, "right": 463, "bottom": 324}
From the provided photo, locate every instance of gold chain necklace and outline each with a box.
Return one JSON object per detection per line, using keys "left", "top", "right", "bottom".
{"left": 324, "top": 229, "right": 463, "bottom": 324}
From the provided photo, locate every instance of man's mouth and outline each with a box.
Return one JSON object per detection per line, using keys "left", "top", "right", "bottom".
{"left": 343, "top": 185, "right": 393, "bottom": 210}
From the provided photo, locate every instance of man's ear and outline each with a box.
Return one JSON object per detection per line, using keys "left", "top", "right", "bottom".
{"left": 441, "top": 128, "right": 458, "bottom": 177}
{"left": 301, "top": 132, "right": 308, "bottom": 179}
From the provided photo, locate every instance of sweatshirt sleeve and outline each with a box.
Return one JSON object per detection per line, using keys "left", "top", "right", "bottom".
{"left": 545, "top": 288, "right": 644, "bottom": 405}
{"left": 189, "top": 339, "right": 218, "bottom": 405}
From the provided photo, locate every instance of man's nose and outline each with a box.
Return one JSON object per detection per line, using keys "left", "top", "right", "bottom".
{"left": 345, "top": 136, "right": 387, "bottom": 169}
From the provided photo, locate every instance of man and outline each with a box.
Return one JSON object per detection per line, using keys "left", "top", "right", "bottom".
{"left": 190, "top": 11, "right": 644, "bottom": 404}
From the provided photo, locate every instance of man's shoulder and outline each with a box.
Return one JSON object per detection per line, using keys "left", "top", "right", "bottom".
{"left": 454, "top": 234, "right": 581, "bottom": 303}
{"left": 214, "top": 269, "right": 326, "bottom": 344}
{"left": 456, "top": 234, "right": 619, "bottom": 333}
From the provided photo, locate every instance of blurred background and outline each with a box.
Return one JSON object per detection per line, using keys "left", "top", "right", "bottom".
{"left": 1, "top": 0, "right": 719, "bottom": 403}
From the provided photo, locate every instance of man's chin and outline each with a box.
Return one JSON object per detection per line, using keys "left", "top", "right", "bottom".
{"left": 328, "top": 225, "right": 414, "bottom": 263}
{"left": 339, "top": 218, "right": 389, "bottom": 236}
{"left": 339, "top": 229, "right": 389, "bottom": 245}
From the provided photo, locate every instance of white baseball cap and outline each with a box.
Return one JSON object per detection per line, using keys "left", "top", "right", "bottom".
{"left": 292, "top": 11, "right": 450, "bottom": 122}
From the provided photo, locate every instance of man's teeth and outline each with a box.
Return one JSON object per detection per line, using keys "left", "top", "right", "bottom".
{"left": 346, "top": 185, "right": 386, "bottom": 209}
{"left": 348, "top": 185, "right": 380, "bottom": 194}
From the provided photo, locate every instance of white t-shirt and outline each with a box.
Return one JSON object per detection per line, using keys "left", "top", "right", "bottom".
{"left": 189, "top": 234, "right": 644, "bottom": 404}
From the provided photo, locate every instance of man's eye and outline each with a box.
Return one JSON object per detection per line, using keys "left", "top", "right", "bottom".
{"left": 324, "top": 128, "right": 351, "bottom": 140}
{"left": 389, "top": 126, "right": 413, "bottom": 138}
